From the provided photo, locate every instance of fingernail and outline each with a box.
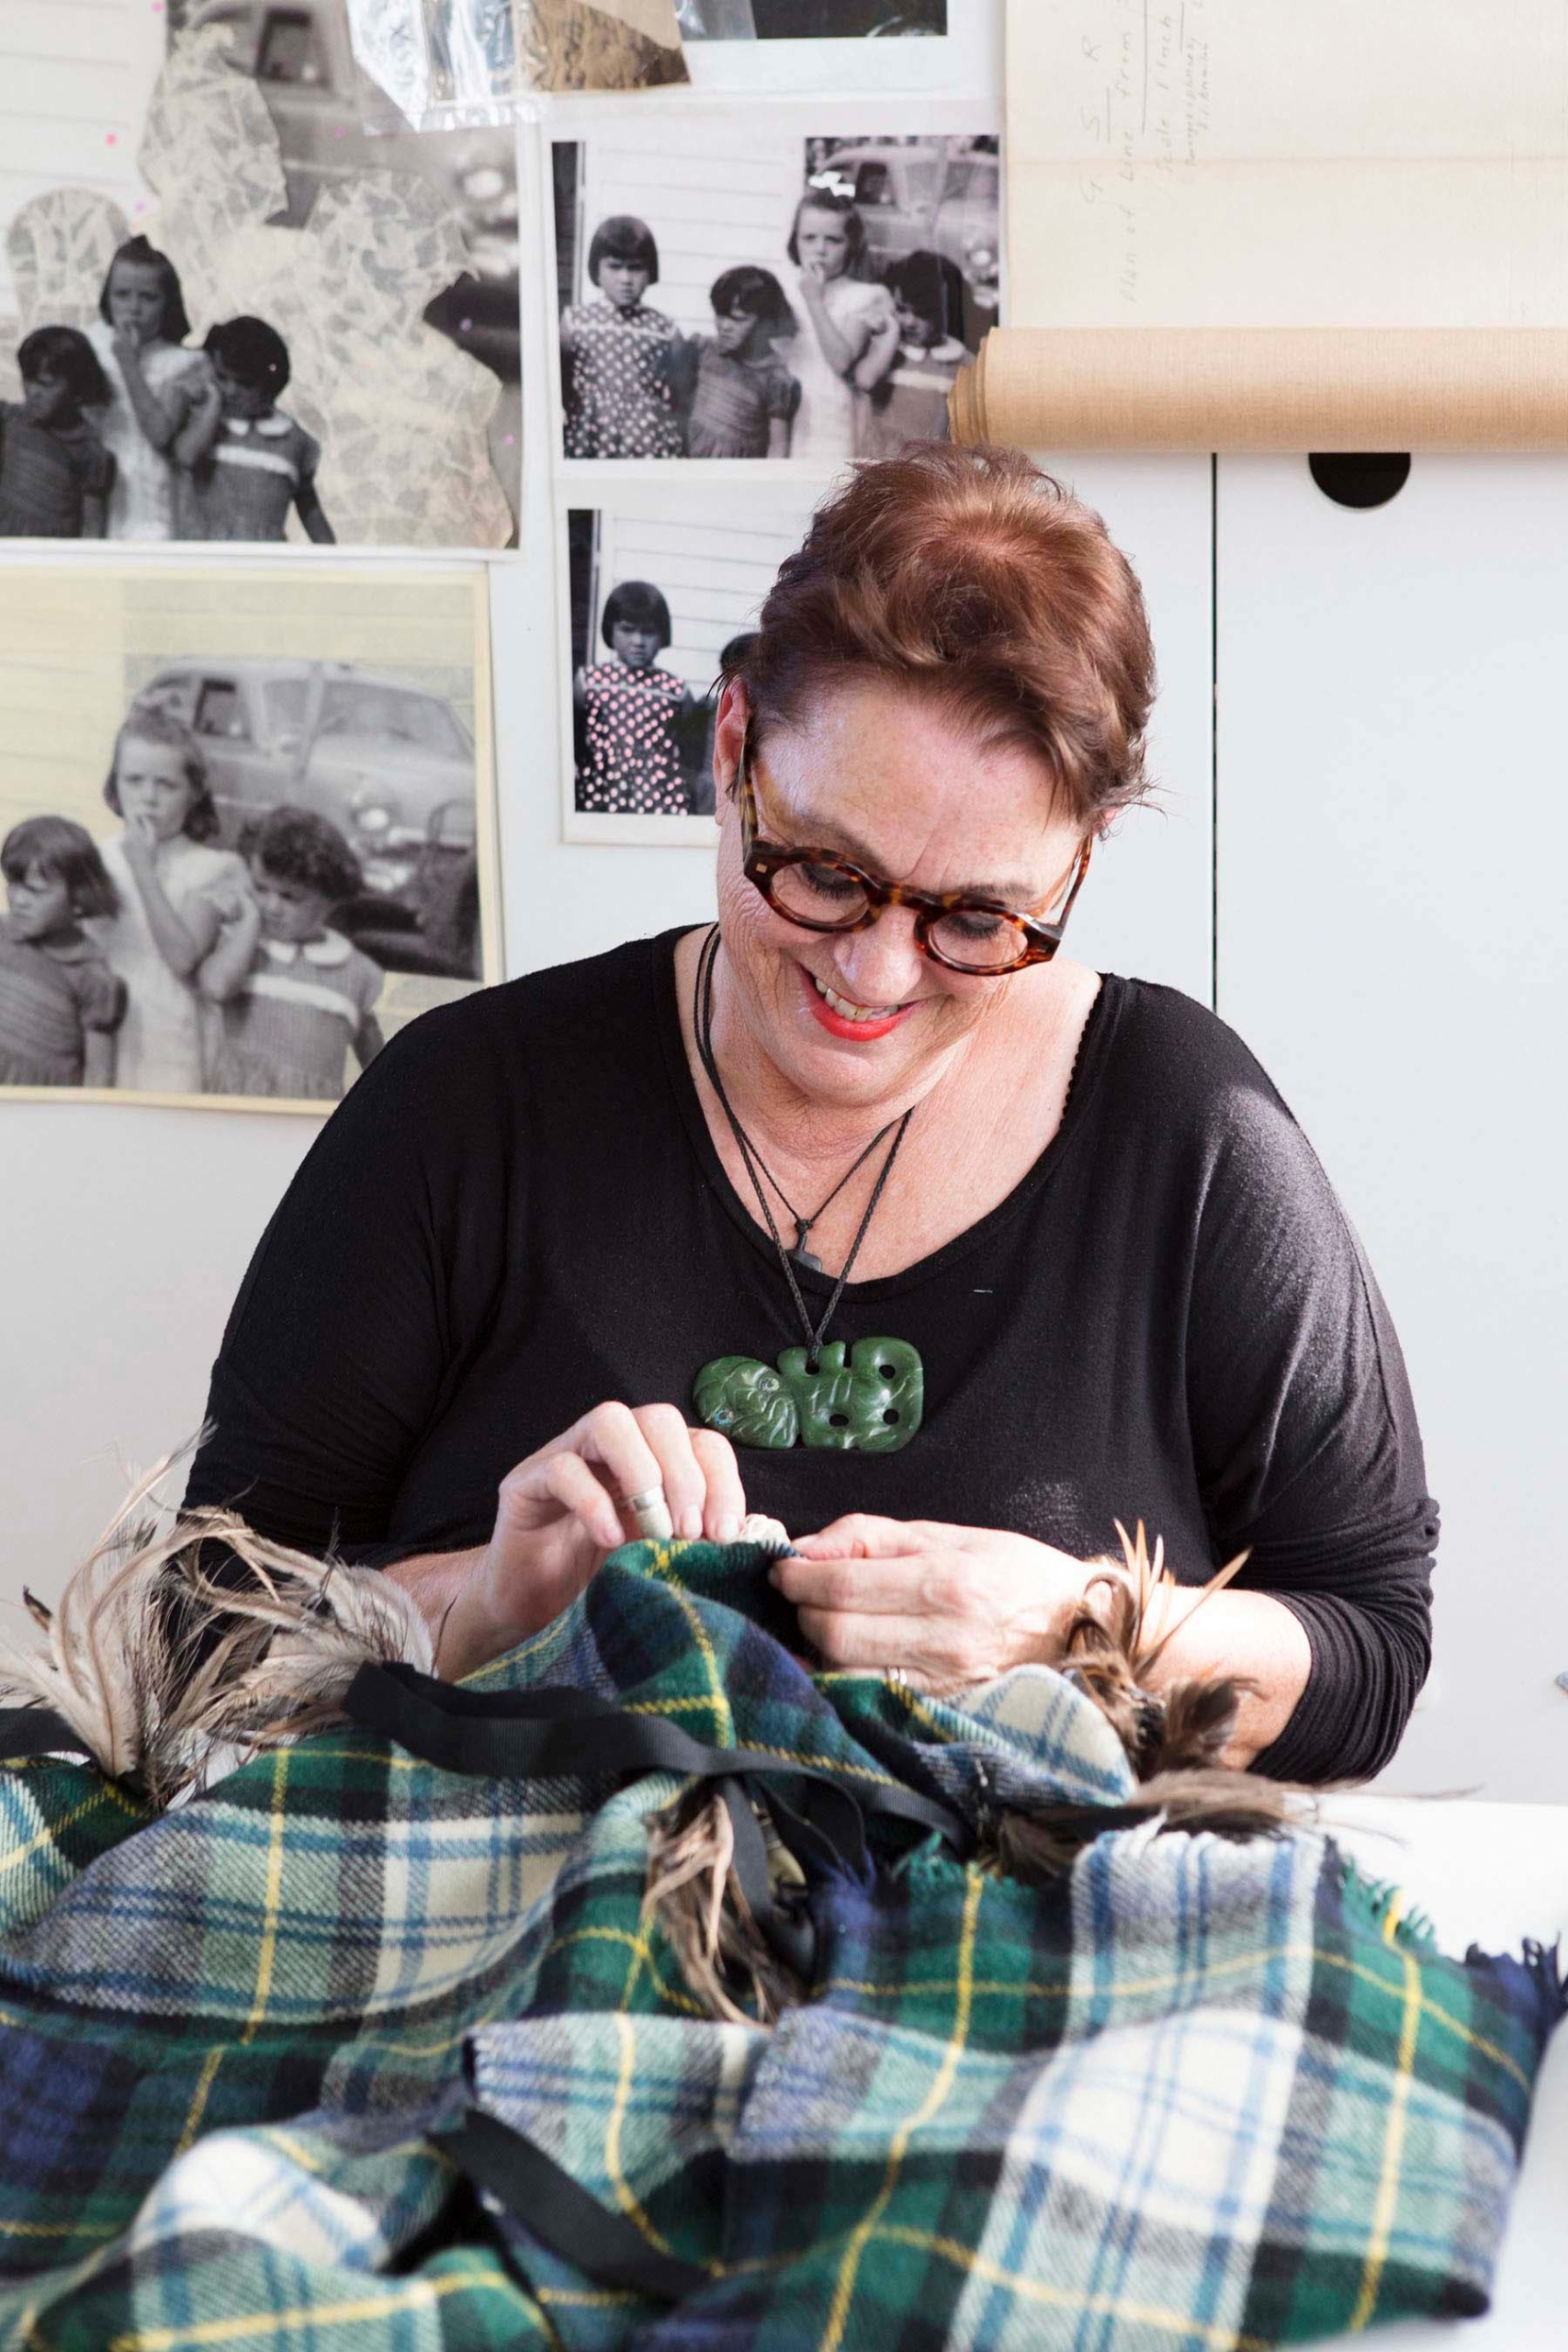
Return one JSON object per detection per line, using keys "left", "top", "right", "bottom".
{"left": 680, "top": 1507, "right": 704, "bottom": 1540}
{"left": 717, "top": 1515, "right": 740, "bottom": 1544}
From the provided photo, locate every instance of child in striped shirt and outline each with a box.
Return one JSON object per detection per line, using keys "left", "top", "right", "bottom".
{"left": 200, "top": 807, "right": 382, "bottom": 1100}
{"left": 175, "top": 317, "right": 334, "bottom": 544}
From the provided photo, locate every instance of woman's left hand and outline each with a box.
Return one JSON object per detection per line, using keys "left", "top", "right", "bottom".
{"left": 773, "top": 1516, "right": 1102, "bottom": 1693}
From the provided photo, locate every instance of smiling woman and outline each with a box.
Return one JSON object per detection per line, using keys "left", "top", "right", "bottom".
{"left": 185, "top": 442, "right": 1438, "bottom": 1787}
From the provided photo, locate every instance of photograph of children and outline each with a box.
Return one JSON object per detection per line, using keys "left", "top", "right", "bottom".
{"left": 551, "top": 120, "right": 998, "bottom": 465}
{"left": 565, "top": 495, "right": 817, "bottom": 840}
{"left": 677, "top": 3, "right": 947, "bottom": 36}
{"left": 0, "top": 0, "right": 521, "bottom": 547}
{"left": 0, "top": 564, "right": 501, "bottom": 1109}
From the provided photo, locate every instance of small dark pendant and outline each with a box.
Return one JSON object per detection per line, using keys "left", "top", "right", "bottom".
{"left": 791, "top": 1221, "right": 824, "bottom": 1274}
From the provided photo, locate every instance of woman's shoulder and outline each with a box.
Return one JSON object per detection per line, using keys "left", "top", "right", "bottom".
{"left": 1097, "top": 972, "right": 1327, "bottom": 1196}
{"left": 334, "top": 933, "right": 672, "bottom": 1135}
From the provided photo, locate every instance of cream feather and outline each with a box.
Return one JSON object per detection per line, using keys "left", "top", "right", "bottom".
{"left": 0, "top": 1451, "right": 431, "bottom": 1810}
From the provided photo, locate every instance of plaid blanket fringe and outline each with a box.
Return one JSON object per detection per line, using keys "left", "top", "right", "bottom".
{"left": 0, "top": 1538, "right": 1561, "bottom": 2350}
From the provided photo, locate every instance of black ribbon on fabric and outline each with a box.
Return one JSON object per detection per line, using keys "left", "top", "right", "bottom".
{"left": 343, "top": 1659, "right": 971, "bottom": 2001}
{"left": 345, "top": 1658, "right": 980, "bottom": 2309}
{"left": 430, "top": 2109, "right": 708, "bottom": 2304}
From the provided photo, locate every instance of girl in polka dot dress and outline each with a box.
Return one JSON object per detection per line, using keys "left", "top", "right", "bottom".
{"left": 574, "top": 581, "right": 695, "bottom": 816}
{"left": 559, "top": 216, "right": 685, "bottom": 461}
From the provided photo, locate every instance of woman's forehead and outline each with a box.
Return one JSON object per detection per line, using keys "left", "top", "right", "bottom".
{"left": 760, "top": 721, "right": 1074, "bottom": 902}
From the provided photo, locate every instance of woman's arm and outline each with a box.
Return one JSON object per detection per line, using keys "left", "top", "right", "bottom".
{"left": 1179, "top": 1063, "right": 1438, "bottom": 1782}
{"left": 1133, "top": 1585, "right": 1313, "bottom": 1768}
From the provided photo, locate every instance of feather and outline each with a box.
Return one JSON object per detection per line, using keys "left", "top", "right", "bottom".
{"left": 643, "top": 1786, "right": 803, "bottom": 2025}
{"left": 0, "top": 1454, "right": 431, "bottom": 1810}
{"left": 985, "top": 1518, "right": 1316, "bottom": 1881}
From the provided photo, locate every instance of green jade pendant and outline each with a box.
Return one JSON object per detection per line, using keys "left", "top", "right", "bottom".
{"left": 694, "top": 1337, "right": 923, "bottom": 1453}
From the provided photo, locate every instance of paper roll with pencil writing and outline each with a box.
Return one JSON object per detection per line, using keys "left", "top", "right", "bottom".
{"left": 962, "top": 0, "right": 1568, "bottom": 450}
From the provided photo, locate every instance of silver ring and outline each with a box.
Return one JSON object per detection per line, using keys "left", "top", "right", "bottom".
{"left": 626, "top": 1485, "right": 674, "bottom": 1542}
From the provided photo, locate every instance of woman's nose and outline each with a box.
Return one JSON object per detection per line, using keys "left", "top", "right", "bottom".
{"left": 830, "top": 907, "right": 925, "bottom": 1003}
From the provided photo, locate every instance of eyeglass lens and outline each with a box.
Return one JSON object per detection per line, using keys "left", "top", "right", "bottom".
{"left": 767, "top": 859, "right": 1035, "bottom": 972}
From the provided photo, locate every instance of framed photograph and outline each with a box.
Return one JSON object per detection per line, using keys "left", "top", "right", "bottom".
{"left": 560, "top": 489, "right": 818, "bottom": 842}
{"left": 549, "top": 107, "right": 1001, "bottom": 469}
{"left": 0, "top": 3, "right": 521, "bottom": 548}
{"left": 0, "top": 560, "right": 502, "bottom": 1111}
{"left": 679, "top": 3, "right": 947, "bottom": 35}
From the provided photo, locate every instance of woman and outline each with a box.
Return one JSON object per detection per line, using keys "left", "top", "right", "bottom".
{"left": 186, "top": 446, "right": 1437, "bottom": 1782}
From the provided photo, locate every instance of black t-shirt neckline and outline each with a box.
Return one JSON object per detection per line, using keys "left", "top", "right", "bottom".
{"left": 651, "top": 923, "right": 1125, "bottom": 1305}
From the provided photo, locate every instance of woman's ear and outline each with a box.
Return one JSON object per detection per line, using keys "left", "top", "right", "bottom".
{"left": 712, "top": 678, "right": 750, "bottom": 809}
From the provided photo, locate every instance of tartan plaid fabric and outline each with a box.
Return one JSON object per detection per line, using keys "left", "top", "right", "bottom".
{"left": 0, "top": 1539, "right": 1559, "bottom": 2348}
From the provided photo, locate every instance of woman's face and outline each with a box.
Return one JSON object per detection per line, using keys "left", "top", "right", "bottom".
{"left": 795, "top": 208, "right": 854, "bottom": 282}
{"left": 598, "top": 256, "right": 650, "bottom": 311}
{"left": 107, "top": 260, "right": 166, "bottom": 345}
{"left": 116, "top": 737, "right": 196, "bottom": 841}
{"left": 6, "top": 862, "right": 73, "bottom": 940}
{"left": 712, "top": 677, "right": 1088, "bottom": 1117}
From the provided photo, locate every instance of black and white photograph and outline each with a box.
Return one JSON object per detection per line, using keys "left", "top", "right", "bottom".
{"left": 552, "top": 120, "right": 999, "bottom": 464}
{"left": 347, "top": 0, "right": 689, "bottom": 130}
{"left": 0, "top": 0, "right": 522, "bottom": 548}
{"left": 678, "top": 3, "right": 947, "bottom": 35}
{"left": 565, "top": 494, "right": 814, "bottom": 838}
{"left": 0, "top": 563, "right": 499, "bottom": 1108}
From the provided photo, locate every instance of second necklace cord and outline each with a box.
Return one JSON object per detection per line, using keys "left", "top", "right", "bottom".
{"left": 694, "top": 925, "right": 914, "bottom": 1372}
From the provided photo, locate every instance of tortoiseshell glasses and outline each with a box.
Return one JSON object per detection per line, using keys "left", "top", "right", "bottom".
{"left": 738, "top": 736, "right": 1093, "bottom": 977}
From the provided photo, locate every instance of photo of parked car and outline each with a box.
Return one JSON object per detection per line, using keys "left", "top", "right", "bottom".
{"left": 130, "top": 659, "right": 482, "bottom": 978}
{"left": 807, "top": 138, "right": 999, "bottom": 343}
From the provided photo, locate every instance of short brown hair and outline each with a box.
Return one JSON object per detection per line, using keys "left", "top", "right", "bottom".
{"left": 728, "top": 443, "right": 1156, "bottom": 833}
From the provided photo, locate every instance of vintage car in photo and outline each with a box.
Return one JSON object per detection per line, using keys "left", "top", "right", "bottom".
{"left": 807, "top": 139, "right": 999, "bottom": 341}
{"left": 131, "top": 659, "right": 481, "bottom": 978}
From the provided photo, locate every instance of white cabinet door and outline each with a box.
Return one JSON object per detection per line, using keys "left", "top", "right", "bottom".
{"left": 1217, "top": 455, "right": 1568, "bottom": 1801}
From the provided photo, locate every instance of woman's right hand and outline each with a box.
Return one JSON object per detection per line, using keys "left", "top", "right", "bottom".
{"left": 445, "top": 1403, "right": 748, "bottom": 1671}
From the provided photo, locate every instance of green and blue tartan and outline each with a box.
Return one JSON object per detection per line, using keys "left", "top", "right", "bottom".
{"left": 0, "top": 1539, "right": 1560, "bottom": 2349}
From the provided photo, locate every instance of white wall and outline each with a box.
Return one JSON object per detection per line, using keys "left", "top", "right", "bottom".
{"left": 1216, "top": 455, "right": 1568, "bottom": 1799}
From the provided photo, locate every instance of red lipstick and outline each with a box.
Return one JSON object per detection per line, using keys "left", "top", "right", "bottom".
{"left": 800, "top": 964, "right": 913, "bottom": 1042}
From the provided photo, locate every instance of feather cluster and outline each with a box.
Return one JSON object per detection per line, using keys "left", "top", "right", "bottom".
{"left": 0, "top": 1452, "right": 431, "bottom": 1811}
{"left": 991, "top": 1518, "right": 1303, "bottom": 1882}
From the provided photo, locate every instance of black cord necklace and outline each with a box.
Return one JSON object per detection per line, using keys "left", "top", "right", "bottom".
{"left": 690, "top": 926, "right": 926, "bottom": 1454}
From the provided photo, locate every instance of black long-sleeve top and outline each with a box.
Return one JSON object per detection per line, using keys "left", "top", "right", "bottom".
{"left": 185, "top": 928, "right": 1438, "bottom": 1783}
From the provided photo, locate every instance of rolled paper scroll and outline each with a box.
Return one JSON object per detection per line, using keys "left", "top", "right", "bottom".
{"left": 950, "top": 327, "right": 1568, "bottom": 454}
